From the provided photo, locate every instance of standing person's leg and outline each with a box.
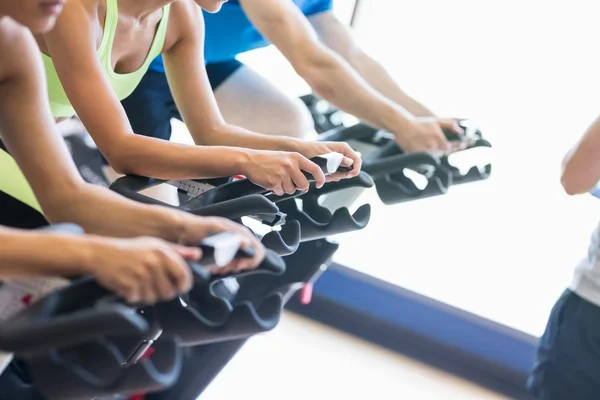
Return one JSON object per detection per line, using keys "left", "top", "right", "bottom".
{"left": 528, "top": 289, "right": 600, "bottom": 400}
{"left": 207, "top": 60, "right": 317, "bottom": 140}
{"left": 118, "top": 71, "right": 180, "bottom": 205}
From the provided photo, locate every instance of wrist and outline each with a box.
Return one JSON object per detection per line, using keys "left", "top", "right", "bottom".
{"left": 277, "top": 136, "right": 305, "bottom": 152}
{"left": 148, "top": 205, "right": 188, "bottom": 244}
{"left": 283, "top": 137, "right": 306, "bottom": 153}
{"left": 75, "top": 235, "right": 104, "bottom": 277}
{"left": 383, "top": 107, "right": 415, "bottom": 135}
{"left": 231, "top": 147, "right": 254, "bottom": 176}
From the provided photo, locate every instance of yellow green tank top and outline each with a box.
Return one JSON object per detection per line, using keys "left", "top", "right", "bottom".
{"left": 43, "top": 0, "right": 171, "bottom": 118}
{"left": 0, "top": 148, "right": 41, "bottom": 211}
{"left": 0, "top": 0, "right": 170, "bottom": 213}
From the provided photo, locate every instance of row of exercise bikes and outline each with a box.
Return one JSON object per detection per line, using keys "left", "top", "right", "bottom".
{"left": 0, "top": 94, "right": 493, "bottom": 400}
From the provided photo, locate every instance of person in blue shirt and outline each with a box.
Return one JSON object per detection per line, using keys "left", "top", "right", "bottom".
{"left": 122, "top": 0, "right": 466, "bottom": 154}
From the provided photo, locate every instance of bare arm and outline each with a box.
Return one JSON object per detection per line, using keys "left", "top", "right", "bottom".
{"left": 0, "top": 226, "right": 94, "bottom": 278}
{"left": 41, "top": 0, "right": 248, "bottom": 180}
{"left": 164, "top": 2, "right": 361, "bottom": 180}
{"left": 561, "top": 116, "right": 600, "bottom": 195}
{"left": 309, "top": 11, "right": 435, "bottom": 117}
{"left": 163, "top": 1, "right": 305, "bottom": 153}
{"left": 240, "top": 0, "right": 416, "bottom": 131}
{"left": 0, "top": 24, "right": 211, "bottom": 243}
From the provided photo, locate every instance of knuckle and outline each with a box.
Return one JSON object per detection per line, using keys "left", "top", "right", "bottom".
{"left": 283, "top": 159, "right": 294, "bottom": 170}
{"left": 266, "top": 177, "right": 277, "bottom": 188}
{"left": 149, "top": 248, "right": 165, "bottom": 263}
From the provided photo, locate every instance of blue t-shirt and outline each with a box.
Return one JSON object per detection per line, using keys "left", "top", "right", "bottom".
{"left": 149, "top": 0, "right": 333, "bottom": 73}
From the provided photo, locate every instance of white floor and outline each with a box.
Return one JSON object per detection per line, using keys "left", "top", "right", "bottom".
{"left": 200, "top": 312, "right": 507, "bottom": 400}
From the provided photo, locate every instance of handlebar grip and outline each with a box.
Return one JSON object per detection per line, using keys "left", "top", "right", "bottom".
{"left": 199, "top": 154, "right": 349, "bottom": 202}
{"left": 110, "top": 175, "right": 164, "bottom": 193}
{"left": 188, "top": 249, "right": 284, "bottom": 286}
{"left": 319, "top": 124, "right": 379, "bottom": 142}
{"left": 109, "top": 175, "right": 171, "bottom": 207}
{"left": 182, "top": 195, "right": 279, "bottom": 219}
{"left": 260, "top": 250, "right": 286, "bottom": 274}
{"left": 0, "top": 278, "right": 149, "bottom": 354}
{"left": 196, "top": 179, "right": 266, "bottom": 204}
{"left": 0, "top": 307, "right": 148, "bottom": 355}
{"left": 363, "top": 152, "right": 440, "bottom": 178}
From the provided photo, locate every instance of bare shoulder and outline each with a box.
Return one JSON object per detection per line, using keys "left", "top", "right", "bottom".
{"left": 164, "top": 0, "right": 204, "bottom": 51}
{"left": 0, "top": 18, "right": 37, "bottom": 82}
{"left": 34, "top": 0, "right": 103, "bottom": 54}
{"left": 170, "top": 0, "right": 203, "bottom": 18}
{"left": 69, "top": 0, "right": 101, "bottom": 16}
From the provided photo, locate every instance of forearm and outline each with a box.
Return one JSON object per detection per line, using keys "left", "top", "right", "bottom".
{"left": 192, "top": 123, "right": 303, "bottom": 152}
{"left": 561, "top": 117, "right": 600, "bottom": 195}
{"left": 105, "top": 134, "right": 249, "bottom": 180}
{"left": 41, "top": 182, "right": 188, "bottom": 242}
{"left": 0, "top": 227, "right": 93, "bottom": 278}
{"left": 347, "top": 51, "right": 436, "bottom": 117}
{"left": 299, "top": 50, "right": 414, "bottom": 133}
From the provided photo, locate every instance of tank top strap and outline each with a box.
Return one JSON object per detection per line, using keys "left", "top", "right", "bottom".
{"left": 97, "top": 0, "right": 119, "bottom": 66}
{"left": 150, "top": 4, "right": 170, "bottom": 58}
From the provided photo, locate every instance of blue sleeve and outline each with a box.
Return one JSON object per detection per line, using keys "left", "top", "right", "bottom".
{"left": 148, "top": 55, "right": 166, "bottom": 74}
{"left": 303, "top": 0, "right": 333, "bottom": 16}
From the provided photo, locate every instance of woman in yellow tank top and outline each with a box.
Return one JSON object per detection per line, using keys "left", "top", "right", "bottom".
{"left": 0, "top": 0, "right": 265, "bottom": 298}
{"left": 36, "top": 0, "right": 362, "bottom": 198}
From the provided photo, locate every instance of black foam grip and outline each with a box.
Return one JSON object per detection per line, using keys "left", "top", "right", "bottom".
{"left": 28, "top": 336, "right": 182, "bottom": 400}
{"left": 319, "top": 123, "right": 379, "bottom": 142}
{"left": 0, "top": 278, "right": 148, "bottom": 355}
{"left": 190, "top": 249, "right": 285, "bottom": 287}
{"left": 261, "top": 220, "right": 301, "bottom": 256}
{"left": 363, "top": 152, "right": 440, "bottom": 178}
{"left": 181, "top": 194, "right": 279, "bottom": 218}
{"left": 278, "top": 200, "right": 371, "bottom": 242}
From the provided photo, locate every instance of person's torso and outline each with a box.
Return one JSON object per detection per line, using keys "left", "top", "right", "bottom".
{"left": 43, "top": 0, "right": 171, "bottom": 119}
{"left": 148, "top": 0, "right": 332, "bottom": 73}
{"left": 570, "top": 221, "right": 600, "bottom": 308}
{"left": 204, "top": 0, "right": 332, "bottom": 62}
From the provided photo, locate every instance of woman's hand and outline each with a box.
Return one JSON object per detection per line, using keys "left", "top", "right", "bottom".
{"left": 293, "top": 140, "right": 362, "bottom": 182}
{"left": 240, "top": 149, "right": 327, "bottom": 194}
{"left": 397, "top": 117, "right": 468, "bottom": 155}
{"left": 428, "top": 117, "right": 464, "bottom": 136}
{"left": 87, "top": 215, "right": 267, "bottom": 304}
{"left": 178, "top": 216, "right": 266, "bottom": 274}
{"left": 87, "top": 236, "right": 198, "bottom": 305}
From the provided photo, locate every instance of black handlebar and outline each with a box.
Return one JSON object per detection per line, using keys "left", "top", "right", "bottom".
{"left": 0, "top": 278, "right": 148, "bottom": 354}
{"left": 188, "top": 248, "right": 284, "bottom": 286}
{"left": 109, "top": 155, "right": 353, "bottom": 209}
{"left": 0, "top": 228, "right": 285, "bottom": 355}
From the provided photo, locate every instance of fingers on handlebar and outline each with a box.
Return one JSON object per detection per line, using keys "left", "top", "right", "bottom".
{"left": 164, "top": 250, "right": 194, "bottom": 297}
{"left": 210, "top": 218, "right": 265, "bottom": 273}
{"left": 452, "top": 123, "right": 465, "bottom": 135}
{"left": 348, "top": 155, "right": 362, "bottom": 177}
{"left": 290, "top": 168, "right": 310, "bottom": 192}
{"left": 325, "top": 172, "right": 346, "bottom": 182}
{"left": 282, "top": 176, "right": 297, "bottom": 195}
{"left": 151, "top": 258, "right": 179, "bottom": 302}
{"left": 298, "top": 155, "right": 326, "bottom": 188}
{"left": 172, "top": 245, "right": 202, "bottom": 262}
{"left": 229, "top": 235, "right": 263, "bottom": 273}
{"left": 120, "top": 285, "right": 140, "bottom": 305}
{"left": 140, "top": 281, "right": 158, "bottom": 306}
{"left": 337, "top": 143, "right": 361, "bottom": 177}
